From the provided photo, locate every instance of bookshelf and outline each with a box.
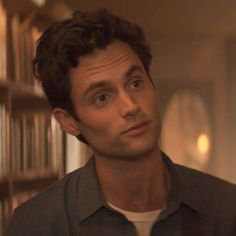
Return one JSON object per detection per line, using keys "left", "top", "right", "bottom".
{"left": 0, "top": 1, "right": 66, "bottom": 235}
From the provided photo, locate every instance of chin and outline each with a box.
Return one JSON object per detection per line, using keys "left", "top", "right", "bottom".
{"left": 113, "top": 138, "right": 159, "bottom": 161}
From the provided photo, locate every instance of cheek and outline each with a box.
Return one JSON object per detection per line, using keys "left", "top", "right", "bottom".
{"left": 140, "top": 89, "right": 158, "bottom": 113}
{"left": 78, "top": 110, "right": 114, "bottom": 136}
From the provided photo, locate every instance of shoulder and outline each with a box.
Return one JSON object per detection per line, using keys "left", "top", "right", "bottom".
{"left": 176, "top": 164, "right": 236, "bottom": 197}
{"left": 6, "top": 168, "right": 82, "bottom": 236}
{"left": 175, "top": 165, "right": 236, "bottom": 234}
{"left": 176, "top": 164, "right": 236, "bottom": 218}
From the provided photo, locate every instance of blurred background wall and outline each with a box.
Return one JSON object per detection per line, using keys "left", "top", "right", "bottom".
{"left": 5, "top": 0, "right": 236, "bottom": 183}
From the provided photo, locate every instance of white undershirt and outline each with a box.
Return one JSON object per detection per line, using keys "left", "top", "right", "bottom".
{"left": 108, "top": 202, "right": 163, "bottom": 236}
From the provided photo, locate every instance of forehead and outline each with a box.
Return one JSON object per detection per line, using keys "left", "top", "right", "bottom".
{"left": 69, "top": 41, "right": 144, "bottom": 87}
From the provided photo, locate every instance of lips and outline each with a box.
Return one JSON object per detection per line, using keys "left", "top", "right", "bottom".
{"left": 122, "top": 121, "right": 150, "bottom": 136}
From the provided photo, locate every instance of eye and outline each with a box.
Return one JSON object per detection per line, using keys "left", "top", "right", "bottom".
{"left": 130, "top": 79, "right": 144, "bottom": 90}
{"left": 93, "top": 93, "right": 111, "bottom": 106}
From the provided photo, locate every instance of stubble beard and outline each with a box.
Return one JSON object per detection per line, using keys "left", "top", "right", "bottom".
{"left": 94, "top": 122, "right": 161, "bottom": 162}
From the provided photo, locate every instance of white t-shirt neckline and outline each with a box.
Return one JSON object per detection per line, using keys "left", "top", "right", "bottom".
{"left": 108, "top": 202, "right": 164, "bottom": 236}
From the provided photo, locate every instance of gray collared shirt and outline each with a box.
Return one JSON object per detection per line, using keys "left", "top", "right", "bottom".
{"left": 7, "top": 153, "right": 236, "bottom": 236}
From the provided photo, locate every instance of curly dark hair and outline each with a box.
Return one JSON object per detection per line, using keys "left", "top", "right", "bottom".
{"left": 33, "top": 9, "right": 152, "bottom": 143}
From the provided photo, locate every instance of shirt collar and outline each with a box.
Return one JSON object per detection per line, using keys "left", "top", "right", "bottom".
{"left": 77, "top": 157, "right": 105, "bottom": 222}
{"left": 162, "top": 152, "right": 204, "bottom": 216}
{"left": 76, "top": 152, "right": 203, "bottom": 223}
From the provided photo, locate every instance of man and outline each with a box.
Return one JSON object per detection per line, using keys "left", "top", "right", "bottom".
{"left": 7, "top": 9, "right": 236, "bottom": 236}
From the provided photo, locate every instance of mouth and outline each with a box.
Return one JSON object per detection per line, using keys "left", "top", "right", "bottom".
{"left": 122, "top": 121, "right": 151, "bottom": 136}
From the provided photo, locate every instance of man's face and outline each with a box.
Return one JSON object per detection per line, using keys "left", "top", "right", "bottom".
{"left": 70, "top": 41, "right": 161, "bottom": 160}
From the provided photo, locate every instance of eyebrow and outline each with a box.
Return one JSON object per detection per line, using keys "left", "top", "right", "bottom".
{"left": 84, "top": 64, "right": 144, "bottom": 97}
{"left": 84, "top": 81, "right": 111, "bottom": 98}
{"left": 125, "top": 65, "right": 144, "bottom": 78}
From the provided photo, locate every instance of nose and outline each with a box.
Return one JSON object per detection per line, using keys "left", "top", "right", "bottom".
{"left": 117, "top": 92, "right": 140, "bottom": 119}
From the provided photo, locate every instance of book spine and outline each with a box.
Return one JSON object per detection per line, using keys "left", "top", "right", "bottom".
{"left": 10, "top": 113, "right": 64, "bottom": 174}
{"left": 0, "top": 1, "right": 7, "bottom": 81}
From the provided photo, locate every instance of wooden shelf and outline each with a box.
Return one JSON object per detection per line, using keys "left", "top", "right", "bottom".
{"left": 11, "top": 81, "right": 45, "bottom": 98}
{"left": 12, "top": 171, "right": 59, "bottom": 193}
{"left": 0, "top": 171, "right": 59, "bottom": 199}
{"left": 3, "top": 0, "right": 38, "bottom": 21}
{"left": 0, "top": 79, "right": 51, "bottom": 113}
{"left": 0, "top": 80, "right": 45, "bottom": 101}
{"left": 0, "top": 80, "right": 8, "bottom": 89}
{"left": 0, "top": 3, "right": 66, "bottom": 235}
{"left": 0, "top": 80, "right": 45, "bottom": 98}
{"left": 0, "top": 180, "right": 10, "bottom": 201}
{"left": 0, "top": 85, "right": 8, "bottom": 104}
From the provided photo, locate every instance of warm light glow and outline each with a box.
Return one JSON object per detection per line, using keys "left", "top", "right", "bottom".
{"left": 197, "top": 134, "right": 210, "bottom": 154}
{"left": 31, "top": 0, "right": 46, "bottom": 7}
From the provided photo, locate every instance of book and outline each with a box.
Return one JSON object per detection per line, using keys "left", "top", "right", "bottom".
{"left": 10, "top": 113, "right": 64, "bottom": 174}
{"left": 0, "top": 102, "right": 8, "bottom": 178}
{"left": 51, "top": 115, "right": 64, "bottom": 174}
{"left": 0, "top": 1, "right": 7, "bottom": 81}
{"left": 4, "top": 10, "right": 42, "bottom": 84}
{"left": 10, "top": 14, "right": 21, "bottom": 82}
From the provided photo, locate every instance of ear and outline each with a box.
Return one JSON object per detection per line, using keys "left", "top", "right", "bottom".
{"left": 52, "top": 108, "right": 80, "bottom": 136}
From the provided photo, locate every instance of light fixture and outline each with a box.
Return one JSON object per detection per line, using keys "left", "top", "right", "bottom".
{"left": 197, "top": 133, "right": 210, "bottom": 154}
{"left": 31, "top": 0, "right": 46, "bottom": 8}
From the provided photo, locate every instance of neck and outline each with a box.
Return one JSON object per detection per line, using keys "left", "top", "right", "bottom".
{"left": 94, "top": 146, "right": 170, "bottom": 212}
